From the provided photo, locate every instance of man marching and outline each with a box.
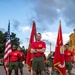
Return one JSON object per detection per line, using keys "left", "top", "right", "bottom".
{"left": 17, "top": 46, "right": 26, "bottom": 75}
{"left": 7, "top": 45, "right": 20, "bottom": 75}
{"left": 64, "top": 44, "right": 74, "bottom": 75}
{"left": 31, "top": 33, "right": 46, "bottom": 75}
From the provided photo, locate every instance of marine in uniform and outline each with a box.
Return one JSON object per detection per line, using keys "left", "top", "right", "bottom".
{"left": 17, "top": 46, "right": 26, "bottom": 75}
{"left": 8, "top": 45, "right": 20, "bottom": 75}
{"left": 31, "top": 33, "right": 46, "bottom": 75}
{"left": 64, "top": 44, "right": 74, "bottom": 75}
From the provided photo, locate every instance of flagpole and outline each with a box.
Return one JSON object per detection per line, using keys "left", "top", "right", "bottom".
{"left": 50, "top": 42, "right": 51, "bottom": 53}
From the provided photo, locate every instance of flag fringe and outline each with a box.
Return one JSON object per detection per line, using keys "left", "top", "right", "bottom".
{"left": 26, "top": 58, "right": 33, "bottom": 72}
{"left": 54, "top": 66, "right": 63, "bottom": 75}
{"left": 54, "top": 62, "right": 60, "bottom": 66}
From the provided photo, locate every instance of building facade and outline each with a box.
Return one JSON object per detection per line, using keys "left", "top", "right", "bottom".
{"left": 68, "top": 29, "right": 75, "bottom": 61}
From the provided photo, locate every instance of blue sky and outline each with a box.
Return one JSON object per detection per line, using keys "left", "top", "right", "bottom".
{"left": 0, "top": 0, "right": 75, "bottom": 55}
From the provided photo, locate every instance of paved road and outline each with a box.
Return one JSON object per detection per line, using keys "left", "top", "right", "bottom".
{"left": 0, "top": 65, "right": 75, "bottom": 75}
{"left": 0, "top": 65, "right": 30, "bottom": 75}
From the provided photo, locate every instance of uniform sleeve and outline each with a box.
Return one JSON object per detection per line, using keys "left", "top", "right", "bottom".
{"left": 22, "top": 52, "right": 26, "bottom": 60}
{"left": 18, "top": 52, "right": 20, "bottom": 56}
{"left": 71, "top": 51, "right": 74, "bottom": 56}
{"left": 42, "top": 42, "right": 46, "bottom": 48}
{"left": 8, "top": 52, "right": 11, "bottom": 57}
{"left": 18, "top": 52, "right": 21, "bottom": 60}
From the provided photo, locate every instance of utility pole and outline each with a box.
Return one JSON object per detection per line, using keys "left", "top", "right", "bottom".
{"left": 50, "top": 42, "right": 51, "bottom": 53}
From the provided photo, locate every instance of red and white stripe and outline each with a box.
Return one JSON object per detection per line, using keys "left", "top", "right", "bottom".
{"left": 4, "top": 40, "right": 12, "bottom": 75}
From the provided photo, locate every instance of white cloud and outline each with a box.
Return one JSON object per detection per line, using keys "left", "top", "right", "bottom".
{"left": 63, "top": 33, "right": 70, "bottom": 44}
{"left": 42, "top": 32, "right": 70, "bottom": 45}
{"left": 19, "top": 26, "right": 31, "bottom": 33}
{"left": 20, "top": 42, "right": 29, "bottom": 49}
{"left": 42, "top": 32, "right": 57, "bottom": 45}
{"left": 41, "top": 31, "right": 70, "bottom": 55}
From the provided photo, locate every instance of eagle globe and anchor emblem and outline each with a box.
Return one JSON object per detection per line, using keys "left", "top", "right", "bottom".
{"left": 58, "top": 46, "right": 65, "bottom": 68}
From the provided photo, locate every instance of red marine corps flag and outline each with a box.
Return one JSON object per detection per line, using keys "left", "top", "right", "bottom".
{"left": 54, "top": 21, "right": 66, "bottom": 75}
{"left": 3, "top": 21, "right": 12, "bottom": 75}
{"left": 26, "top": 21, "right": 36, "bottom": 72}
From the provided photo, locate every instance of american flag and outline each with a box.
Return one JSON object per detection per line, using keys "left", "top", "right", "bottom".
{"left": 3, "top": 21, "right": 12, "bottom": 75}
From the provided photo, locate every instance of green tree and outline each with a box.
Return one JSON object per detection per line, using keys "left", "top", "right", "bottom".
{"left": 10, "top": 32, "right": 20, "bottom": 47}
{"left": 0, "top": 31, "right": 20, "bottom": 58}
{"left": 21, "top": 46, "right": 28, "bottom": 56}
{"left": 0, "top": 31, "right": 6, "bottom": 53}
